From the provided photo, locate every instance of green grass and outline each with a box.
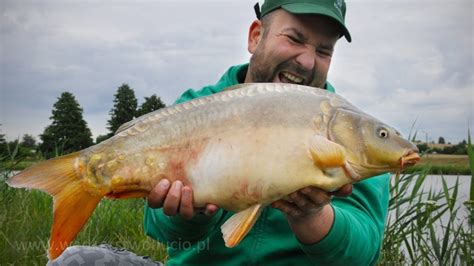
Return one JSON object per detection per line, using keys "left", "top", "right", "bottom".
{"left": 405, "top": 164, "right": 471, "bottom": 175}
{"left": 0, "top": 160, "right": 38, "bottom": 171}
{"left": 405, "top": 154, "right": 471, "bottom": 175}
{"left": 379, "top": 131, "right": 473, "bottom": 264}
{"left": 379, "top": 171, "right": 473, "bottom": 264}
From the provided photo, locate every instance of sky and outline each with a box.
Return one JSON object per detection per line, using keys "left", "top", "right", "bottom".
{"left": 1, "top": 0, "right": 473, "bottom": 145}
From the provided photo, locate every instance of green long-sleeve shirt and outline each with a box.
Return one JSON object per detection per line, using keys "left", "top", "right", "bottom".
{"left": 144, "top": 64, "right": 390, "bottom": 265}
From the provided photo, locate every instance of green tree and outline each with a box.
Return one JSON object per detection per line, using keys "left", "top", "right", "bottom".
{"left": 95, "top": 134, "right": 110, "bottom": 144}
{"left": 0, "top": 125, "right": 5, "bottom": 145}
{"left": 107, "top": 84, "right": 137, "bottom": 136}
{"left": 416, "top": 143, "right": 429, "bottom": 153}
{"left": 21, "top": 134, "right": 36, "bottom": 149}
{"left": 438, "top": 136, "right": 446, "bottom": 144}
{"left": 137, "top": 94, "right": 166, "bottom": 117}
{"left": 40, "top": 92, "right": 93, "bottom": 158}
{"left": 0, "top": 125, "right": 5, "bottom": 156}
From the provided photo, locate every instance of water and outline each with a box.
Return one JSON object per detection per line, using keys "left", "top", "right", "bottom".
{"left": 422, "top": 175, "right": 471, "bottom": 204}
{"left": 389, "top": 174, "right": 472, "bottom": 239}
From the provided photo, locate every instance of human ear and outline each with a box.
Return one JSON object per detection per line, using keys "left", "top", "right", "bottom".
{"left": 247, "top": 20, "right": 263, "bottom": 54}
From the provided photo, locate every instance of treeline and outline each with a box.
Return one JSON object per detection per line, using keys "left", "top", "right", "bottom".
{"left": 0, "top": 84, "right": 165, "bottom": 159}
{"left": 416, "top": 140, "right": 469, "bottom": 155}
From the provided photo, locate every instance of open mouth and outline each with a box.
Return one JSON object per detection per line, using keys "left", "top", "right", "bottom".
{"left": 400, "top": 150, "right": 421, "bottom": 168}
{"left": 279, "top": 71, "right": 304, "bottom": 85}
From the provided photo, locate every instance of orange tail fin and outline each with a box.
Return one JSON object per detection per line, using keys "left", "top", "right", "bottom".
{"left": 7, "top": 152, "right": 103, "bottom": 260}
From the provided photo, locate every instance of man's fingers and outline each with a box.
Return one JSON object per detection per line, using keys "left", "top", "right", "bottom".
{"left": 300, "top": 187, "right": 331, "bottom": 206}
{"left": 272, "top": 200, "right": 302, "bottom": 217}
{"left": 147, "top": 179, "right": 171, "bottom": 209}
{"left": 180, "top": 186, "right": 194, "bottom": 220}
{"left": 162, "top": 180, "right": 183, "bottom": 216}
{"left": 204, "top": 204, "right": 219, "bottom": 216}
{"left": 331, "top": 184, "right": 353, "bottom": 197}
{"left": 289, "top": 191, "right": 311, "bottom": 209}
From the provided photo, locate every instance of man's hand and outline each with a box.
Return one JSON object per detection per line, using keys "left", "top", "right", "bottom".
{"left": 147, "top": 179, "right": 218, "bottom": 220}
{"left": 272, "top": 184, "right": 353, "bottom": 244}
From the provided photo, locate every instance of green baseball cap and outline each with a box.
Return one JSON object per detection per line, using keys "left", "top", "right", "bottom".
{"left": 255, "top": 0, "right": 351, "bottom": 42}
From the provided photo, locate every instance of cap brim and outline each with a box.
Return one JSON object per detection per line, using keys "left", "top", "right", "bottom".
{"left": 282, "top": 3, "right": 351, "bottom": 42}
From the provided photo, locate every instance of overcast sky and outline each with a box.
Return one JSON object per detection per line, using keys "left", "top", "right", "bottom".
{"left": 1, "top": 0, "right": 472, "bottom": 145}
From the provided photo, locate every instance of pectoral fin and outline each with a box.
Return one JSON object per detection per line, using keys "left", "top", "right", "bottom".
{"left": 221, "top": 204, "right": 263, "bottom": 248}
{"left": 309, "top": 135, "right": 347, "bottom": 168}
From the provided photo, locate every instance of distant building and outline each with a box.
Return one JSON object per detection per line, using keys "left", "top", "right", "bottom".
{"left": 414, "top": 140, "right": 455, "bottom": 149}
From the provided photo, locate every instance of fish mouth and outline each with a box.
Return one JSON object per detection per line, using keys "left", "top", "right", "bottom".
{"left": 278, "top": 71, "right": 305, "bottom": 85}
{"left": 399, "top": 150, "right": 421, "bottom": 168}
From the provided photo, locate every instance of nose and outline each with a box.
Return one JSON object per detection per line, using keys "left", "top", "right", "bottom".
{"left": 295, "top": 48, "right": 316, "bottom": 71}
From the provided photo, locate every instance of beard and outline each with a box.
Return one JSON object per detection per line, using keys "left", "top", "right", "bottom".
{"left": 247, "top": 45, "right": 315, "bottom": 86}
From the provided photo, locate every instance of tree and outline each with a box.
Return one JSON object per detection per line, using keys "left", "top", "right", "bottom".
{"left": 107, "top": 84, "right": 137, "bottom": 136}
{"left": 21, "top": 134, "right": 37, "bottom": 149}
{"left": 137, "top": 94, "right": 166, "bottom": 117}
{"left": 416, "top": 143, "right": 429, "bottom": 153}
{"left": 0, "top": 124, "right": 6, "bottom": 156}
{"left": 0, "top": 124, "right": 5, "bottom": 145}
{"left": 95, "top": 134, "right": 110, "bottom": 144}
{"left": 438, "top": 136, "right": 445, "bottom": 144}
{"left": 40, "top": 92, "right": 93, "bottom": 158}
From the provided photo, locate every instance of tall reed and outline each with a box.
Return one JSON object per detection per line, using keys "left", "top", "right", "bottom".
{"left": 379, "top": 130, "right": 473, "bottom": 264}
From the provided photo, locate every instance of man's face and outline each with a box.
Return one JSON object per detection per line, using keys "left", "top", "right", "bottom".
{"left": 245, "top": 9, "right": 341, "bottom": 88}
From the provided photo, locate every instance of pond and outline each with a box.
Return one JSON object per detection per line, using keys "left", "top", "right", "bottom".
{"left": 390, "top": 174, "right": 472, "bottom": 233}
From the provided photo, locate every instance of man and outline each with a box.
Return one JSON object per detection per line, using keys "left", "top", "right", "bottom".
{"left": 50, "top": 1, "right": 389, "bottom": 265}
{"left": 145, "top": 1, "right": 389, "bottom": 265}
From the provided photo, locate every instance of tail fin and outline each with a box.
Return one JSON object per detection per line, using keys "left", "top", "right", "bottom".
{"left": 7, "top": 152, "right": 103, "bottom": 260}
{"left": 49, "top": 181, "right": 102, "bottom": 259}
{"left": 7, "top": 152, "right": 82, "bottom": 195}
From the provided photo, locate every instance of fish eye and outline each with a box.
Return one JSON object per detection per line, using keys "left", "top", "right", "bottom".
{"left": 377, "top": 127, "right": 389, "bottom": 139}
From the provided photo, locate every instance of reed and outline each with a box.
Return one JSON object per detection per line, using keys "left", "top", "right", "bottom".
{"left": 379, "top": 130, "right": 473, "bottom": 264}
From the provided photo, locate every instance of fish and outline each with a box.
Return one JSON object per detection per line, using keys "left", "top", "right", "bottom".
{"left": 7, "top": 83, "right": 420, "bottom": 260}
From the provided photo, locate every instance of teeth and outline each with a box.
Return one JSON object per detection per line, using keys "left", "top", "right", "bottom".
{"left": 282, "top": 72, "right": 303, "bottom": 84}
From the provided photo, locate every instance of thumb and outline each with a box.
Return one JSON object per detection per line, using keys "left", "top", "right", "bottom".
{"left": 330, "top": 184, "right": 352, "bottom": 197}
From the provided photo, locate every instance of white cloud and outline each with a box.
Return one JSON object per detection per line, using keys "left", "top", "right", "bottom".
{"left": 1, "top": 0, "right": 472, "bottom": 145}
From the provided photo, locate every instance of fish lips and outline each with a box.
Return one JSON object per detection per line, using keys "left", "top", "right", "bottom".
{"left": 399, "top": 150, "right": 421, "bottom": 168}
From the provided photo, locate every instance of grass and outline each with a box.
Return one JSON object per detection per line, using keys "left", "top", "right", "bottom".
{"left": 378, "top": 132, "right": 473, "bottom": 264}
{"left": 379, "top": 171, "right": 473, "bottom": 264}
{"left": 1, "top": 142, "right": 473, "bottom": 265}
{"left": 405, "top": 154, "right": 471, "bottom": 175}
{"left": 0, "top": 160, "right": 38, "bottom": 171}
{"left": 419, "top": 154, "right": 470, "bottom": 167}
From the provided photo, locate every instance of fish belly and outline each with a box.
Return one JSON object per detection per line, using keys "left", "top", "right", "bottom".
{"left": 186, "top": 126, "right": 324, "bottom": 212}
